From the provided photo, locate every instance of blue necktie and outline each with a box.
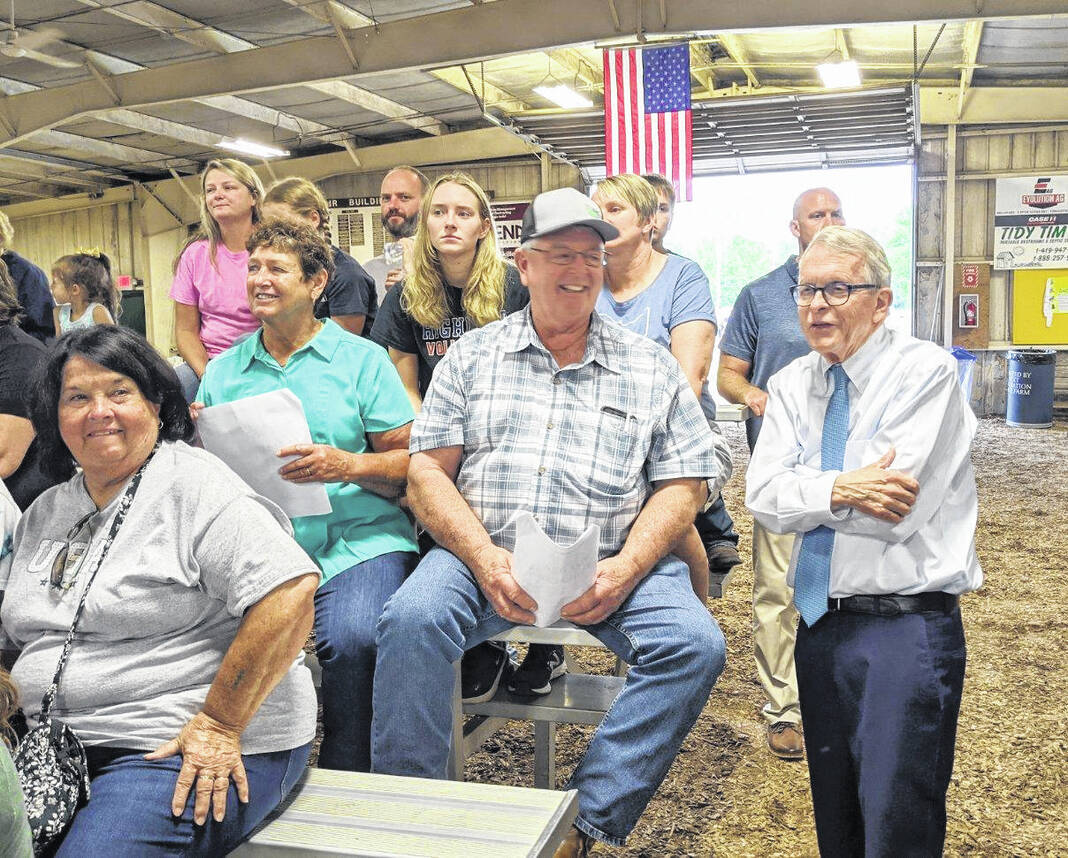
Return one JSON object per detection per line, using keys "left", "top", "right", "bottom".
{"left": 793, "top": 363, "right": 850, "bottom": 627}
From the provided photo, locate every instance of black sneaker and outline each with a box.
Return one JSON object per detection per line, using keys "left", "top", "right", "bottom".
{"left": 461, "top": 641, "right": 511, "bottom": 704}
{"left": 507, "top": 644, "right": 567, "bottom": 697}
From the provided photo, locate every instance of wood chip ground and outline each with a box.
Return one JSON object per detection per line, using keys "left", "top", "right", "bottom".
{"left": 461, "top": 418, "right": 1068, "bottom": 857}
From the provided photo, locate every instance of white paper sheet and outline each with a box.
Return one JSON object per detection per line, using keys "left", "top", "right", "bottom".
{"left": 510, "top": 512, "right": 599, "bottom": 628}
{"left": 197, "top": 389, "right": 332, "bottom": 519}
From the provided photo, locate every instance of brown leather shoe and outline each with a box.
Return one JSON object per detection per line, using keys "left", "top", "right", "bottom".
{"left": 706, "top": 542, "right": 743, "bottom": 574}
{"left": 767, "top": 721, "right": 805, "bottom": 760}
{"left": 553, "top": 826, "right": 593, "bottom": 857}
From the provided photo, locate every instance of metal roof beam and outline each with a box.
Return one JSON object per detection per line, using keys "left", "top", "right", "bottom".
{"left": 921, "top": 85, "right": 1068, "bottom": 123}
{"left": 433, "top": 66, "right": 531, "bottom": 112}
{"left": 3, "top": 0, "right": 1066, "bottom": 145}
{"left": 716, "top": 33, "right": 760, "bottom": 88}
{"left": 5, "top": 28, "right": 338, "bottom": 148}
{"left": 547, "top": 48, "right": 602, "bottom": 89}
{"left": 305, "top": 80, "right": 445, "bottom": 136}
{"left": 99, "top": 109, "right": 224, "bottom": 149}
{"left": 70, "top": 0, "right": 254, "bottom": 54}
{"left": 689, "top": 43, "right": 716, "bottom": 95}
{"left": 85, "top": 0, "right": 443, "bottom": 138}
{"left": 278, "top": 0, "right": 527, "bottom": 116}
{"left": 193, "top": 95, "right": 335, "bottom": 142}
{"left": 280, "top": 0, "right": 374, "bottom": 29}
{"left": 37, "top": 130, "right": 191, "bottom": 168}
{"left": 0, "top": 161, "right": 96, "bottom": 187}
{"left": 0, "top": 150, "right": 117, "bottom": 186}
{"left": 957, "top": 21, "right": 984, "bottom": 119}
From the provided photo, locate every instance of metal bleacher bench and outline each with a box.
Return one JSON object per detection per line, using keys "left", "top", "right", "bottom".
{"left": 231, "top": 768, "right": 577, "bottom": 858}
{"left": 450, "top": 622, "right": 626, "bottom": 789}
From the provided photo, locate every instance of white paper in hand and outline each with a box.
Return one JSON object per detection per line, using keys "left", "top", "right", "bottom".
{"left": 510, "top": 512, "right": 599, "bottom": 628}
{"left": 197, "top": 389, "right": 332, "bottom": 518}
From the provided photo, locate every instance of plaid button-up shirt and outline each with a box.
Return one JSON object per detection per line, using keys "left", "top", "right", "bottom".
{"left": 410, "top": 308, "right": 723, "bottom": 557}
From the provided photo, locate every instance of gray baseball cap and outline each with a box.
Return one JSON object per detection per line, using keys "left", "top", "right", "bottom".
{"left": 520, "top": 187, "right": 619, "bottom": 244}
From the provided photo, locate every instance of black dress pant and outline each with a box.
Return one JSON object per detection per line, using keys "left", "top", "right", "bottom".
{"left": 794, "top": 607, "right": 966, "bottom": 857}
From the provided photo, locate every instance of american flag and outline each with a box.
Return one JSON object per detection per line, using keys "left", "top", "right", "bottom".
{"left": 603, "top": 44, "right": 693, "bottom": 201}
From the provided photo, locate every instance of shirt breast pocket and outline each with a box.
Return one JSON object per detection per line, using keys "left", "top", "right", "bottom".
{"left": 586, "top": 404, "right": 643, "bottom": 497}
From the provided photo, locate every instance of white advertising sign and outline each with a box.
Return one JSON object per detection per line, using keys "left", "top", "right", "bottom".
{"left": 491, "top": 201, "right": 529, "bottom": 260}
{"left": 993, "top": 176, "right": 1068, "bottom": 270}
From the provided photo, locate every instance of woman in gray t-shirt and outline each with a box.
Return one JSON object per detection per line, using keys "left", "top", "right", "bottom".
{"left": 0, "top": 326, "right": 319, "bottom": 856}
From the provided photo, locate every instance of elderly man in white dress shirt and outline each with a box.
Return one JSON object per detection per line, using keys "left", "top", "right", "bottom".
{"left": 746, "top": 226, "right": 982, "bottom": 857}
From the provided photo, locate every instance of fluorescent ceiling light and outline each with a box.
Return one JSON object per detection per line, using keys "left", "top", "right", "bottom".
{"left": 817, "top": 59, "right": 861, "bottom": 89}
{"left": 533, "top": 83, "right": 593, "bottom": 109}
{"left": 217, "top": 138, "right": 290, "bottom": 158}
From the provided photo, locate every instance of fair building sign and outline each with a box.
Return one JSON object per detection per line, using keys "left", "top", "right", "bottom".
{"left": 994, "top": 176, "right": 1068, "bottom": 269}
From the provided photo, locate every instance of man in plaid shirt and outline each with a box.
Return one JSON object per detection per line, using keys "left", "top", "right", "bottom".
{"left": 370, "top": 188, "right": 728, "bottom": 857}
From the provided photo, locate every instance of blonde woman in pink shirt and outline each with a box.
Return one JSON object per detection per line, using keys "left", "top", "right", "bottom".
{"left": 170, "top": 159, "right": 264, "bottom": 401}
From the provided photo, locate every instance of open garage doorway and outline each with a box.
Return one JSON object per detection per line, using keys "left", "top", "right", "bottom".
{"left": 664, "top": 164, "right": 915, "bottom": 336}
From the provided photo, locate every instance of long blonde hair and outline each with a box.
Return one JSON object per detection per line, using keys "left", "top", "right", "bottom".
{"left": 402, "top": 172, "right": 506, "bottom": 330}
{"left": 0, "top": 668, "right": 17, "bottom": 748}
{"left": 199, "top": 159, "right": 264, "bottom": 266}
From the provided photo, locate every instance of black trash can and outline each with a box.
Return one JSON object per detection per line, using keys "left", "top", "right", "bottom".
{"left": 1006, "top": 348, "right": 1056, "bottom": 429}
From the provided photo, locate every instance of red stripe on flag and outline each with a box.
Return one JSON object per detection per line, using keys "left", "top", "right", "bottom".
{"left": 644, "top": 113, "right": 653, "bottom": 173}
{"left": 683, "top": 109, "right": 693, "bottom": 201}
{"left": 603, "top": 50, "right": 614, "bottom": 174}
{"left": 626, "top": 49, "right": 639, "bottom": 173}
{"left": 615, "top": 49, "right": 630, "bottom": 175}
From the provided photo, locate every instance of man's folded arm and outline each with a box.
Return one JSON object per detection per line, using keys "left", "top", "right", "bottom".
{"left": 826, "top": 359, "right": 974, "bottom": 543}
{"left": 749, "top": 360, "right": 974, "bottom": 545}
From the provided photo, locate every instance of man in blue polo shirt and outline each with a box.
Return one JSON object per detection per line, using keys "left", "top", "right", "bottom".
{"left": 717, "top": 187, "right": 844, "bottom": 760}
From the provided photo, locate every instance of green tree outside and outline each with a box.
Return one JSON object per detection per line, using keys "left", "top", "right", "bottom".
{"left": 673, "top": 200, "right": 913, "bottom": 320}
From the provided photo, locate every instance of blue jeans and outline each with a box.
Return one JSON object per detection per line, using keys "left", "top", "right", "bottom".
{"left": 56, "top": 742, "right": 311, "bottom": 856}
{"left": 174, "top": 361, "right": 200, "bottom": 405}
{"left": 314, "top": 551, "right": 419, "bottom": 772}
{"left": 370, "top": 547, "right": 726, "bottom": 846}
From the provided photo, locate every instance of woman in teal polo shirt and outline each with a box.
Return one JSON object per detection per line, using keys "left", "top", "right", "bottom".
{"left": 198, "top": 220, "right": 417, "bottom": 772}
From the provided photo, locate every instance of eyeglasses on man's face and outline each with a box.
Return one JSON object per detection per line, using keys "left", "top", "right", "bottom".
{"left": 791, "top": 282, "right": 879, "bottom": 306}
{"left": 526, "top": 247, "right": 608, "bottom": 268}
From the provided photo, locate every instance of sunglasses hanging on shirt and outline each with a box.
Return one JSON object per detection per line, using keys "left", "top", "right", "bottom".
{"left": 49, "top": 509, "right": 97, "bottom": 590}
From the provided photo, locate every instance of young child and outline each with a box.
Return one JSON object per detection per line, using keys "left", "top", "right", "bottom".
{"left": 51, "top": 250, "right": 118, "bottom": 335}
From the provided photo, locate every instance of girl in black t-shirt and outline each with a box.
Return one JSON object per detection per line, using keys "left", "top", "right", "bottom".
{"left": 370, "top": 172, "right": 528, "bottom": 407}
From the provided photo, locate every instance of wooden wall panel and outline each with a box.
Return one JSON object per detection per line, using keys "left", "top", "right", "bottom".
{"left": 917, "top": 125, "right": 1068, "bottom": 417}
{"left": 916, "top": 179, "right": 943, "bottom": 261}
{"left": 9, "top": 202, "right": 140, "bottom": 287}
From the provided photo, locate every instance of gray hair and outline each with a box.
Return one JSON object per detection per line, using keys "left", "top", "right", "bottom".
{"left": 801, "top": 225, "right": 892, "bottom": 288}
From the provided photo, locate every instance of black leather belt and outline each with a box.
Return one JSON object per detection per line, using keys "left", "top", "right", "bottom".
{"left": 826, "top": 592, "right": 958, "bottom": 616}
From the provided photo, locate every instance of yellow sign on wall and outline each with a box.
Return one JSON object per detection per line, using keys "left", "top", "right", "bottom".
{"left": 1012, "top": 268, "right": 1068, "bottom": 345}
